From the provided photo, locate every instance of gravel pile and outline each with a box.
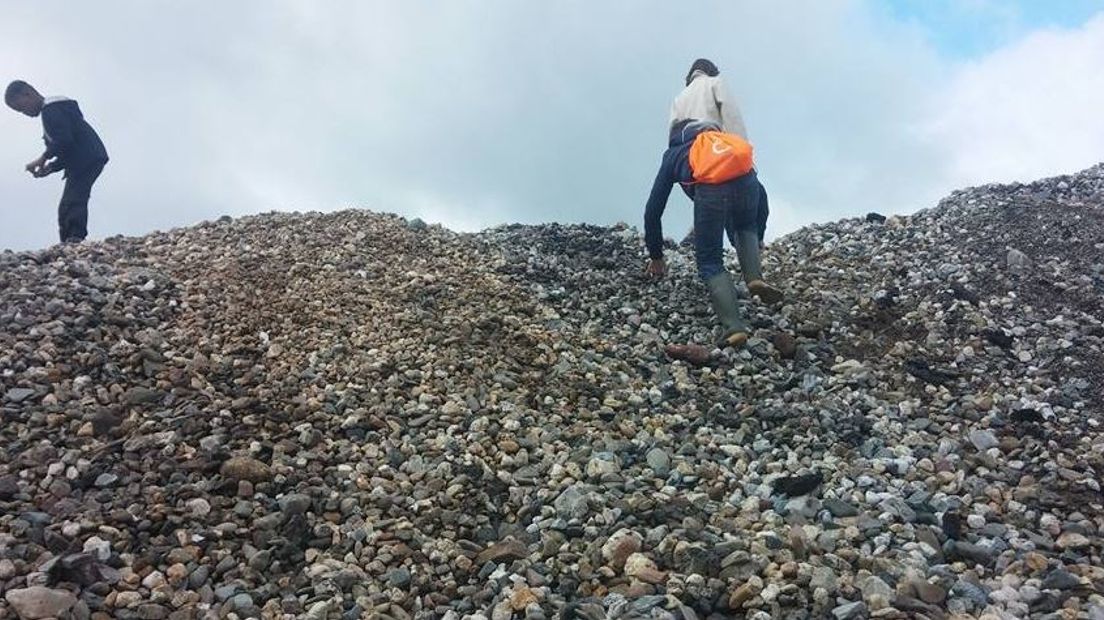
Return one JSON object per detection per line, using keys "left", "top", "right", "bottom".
{"left": 1, "top": 164, "right": 1102, "bottom": 619}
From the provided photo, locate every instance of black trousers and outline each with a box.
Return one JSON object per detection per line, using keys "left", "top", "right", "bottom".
{"left": 58, "top": 161, "right": 106, "bottom": 243}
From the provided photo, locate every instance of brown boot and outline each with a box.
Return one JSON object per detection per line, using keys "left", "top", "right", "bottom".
{"left": 747, "top": 279, "right": 784, "bottom": 305}
{"left": 723, "top": 331, "right": 749, "bottom": 349}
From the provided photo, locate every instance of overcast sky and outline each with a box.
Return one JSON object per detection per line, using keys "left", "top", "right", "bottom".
{"left": 2, "top": 1, "right": 1102, "bottom": 251}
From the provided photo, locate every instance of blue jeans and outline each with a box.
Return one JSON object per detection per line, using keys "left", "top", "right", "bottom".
{"left": 693, "top": 171, "right": 761, "bottom": 281}
{"left": 724, "top": 176, "right": 768, "bottom": 243}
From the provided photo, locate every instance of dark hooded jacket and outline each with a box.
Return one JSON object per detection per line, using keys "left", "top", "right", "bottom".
{"left": 41, "top": 99, "right": 108, "bottom": 175}
{"left": 643, "top": 120, "right": 715, "bottom": 259}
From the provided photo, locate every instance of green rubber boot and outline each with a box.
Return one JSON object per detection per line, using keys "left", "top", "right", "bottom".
{"left": 706, "top": 272, "right": 750, "bottom": 348}
{"left": 734, "top": 227, "right": 785, "bottom": 305}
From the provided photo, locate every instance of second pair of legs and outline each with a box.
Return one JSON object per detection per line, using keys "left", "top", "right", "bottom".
{"left": 693, "top": 172, "right": 784, "bottom": 348}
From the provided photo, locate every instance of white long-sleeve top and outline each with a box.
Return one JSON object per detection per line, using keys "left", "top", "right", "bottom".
{"left": 669, "top": 71, "right": 748, "bottom": 140}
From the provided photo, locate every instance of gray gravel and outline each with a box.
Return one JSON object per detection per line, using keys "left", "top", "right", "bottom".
{"left": 2, "top": 164, "right": 1103, "bottom": 619}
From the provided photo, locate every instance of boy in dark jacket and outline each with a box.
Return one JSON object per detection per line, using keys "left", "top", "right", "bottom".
{"left": 644, "top": 119, "right": 783, "bottom": 348}
{"left": 6, "top": 80, "right": 109, "bottom": 243}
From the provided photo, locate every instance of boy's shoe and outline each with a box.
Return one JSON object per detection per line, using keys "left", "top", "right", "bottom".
{"left": 665, "top": 343, "right": 711, "bottom": 365}
{"left": 721, "top": 331, "right": 749, "bottom": 349}
{"left": 747, "top": 279, "right": 784, "bottom": 305}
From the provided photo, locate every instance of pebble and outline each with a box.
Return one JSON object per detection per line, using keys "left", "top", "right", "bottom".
{"left": 859, "top": 575, "right": 893, "bottom": 610}
{"left": 219, "top": 456, "right": 272, "bottom": 482}
{"left": 1006, "top": 248, "right": 1030, "bottom": 269}
{"left": 82, "top": 536, "right": 111, "bottom": 561}
{"left": 824, "top": 498, "right": 859, "bottom": 518}
{"left": 277, "top": 493, "right": 312, "bottom": 515}
{"left": 809, "top": 567, "right": 838, "bottom": 592}
{"left": 4, "top": 587, "right": 78, "bottom": 619}
{"left": 228, "top": 592, "right": 254, "bottom": 611}
{"left": 832, "top": 601, "right": 868, "bottom": 620}
{"left": 387, "top": 566, "right": 412, "bottom": 588}
{"left": 476, "top": 538, "right": 529, "bottom": 564}
{"left": 968, "top": 429, "right": 999, "bottom": 451}
{"left": 185, "top": 497, "right": 211, "bottom": 517}
{"left": 5, "top": 388, "right": 36, "bottom": 403}
{"left": 1041, "top": 568, "right": 1082, "bottom": 590}
{"left": 93, "top": 473, "right": 118, "bottom": 487}
{"left": 1057, "top": 531, "right": 1091, "bottom": 550}
{"left": 623, "top": 553, "right": 666, "bottom": 585}
{"left": 553, "top": 485, "right": 588, "bottom": 520}
{"left": 645, "top": 448, "right": 670, "bottom": 476}
{"left": 601, "top": 528, "right": 642, "bottom": 571}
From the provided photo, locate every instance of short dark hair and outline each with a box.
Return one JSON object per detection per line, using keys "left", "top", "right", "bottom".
{"left": 685, "top": 59, "right": 720, "bottom": 86}
{"left": 5, "top": 80, "right": 35, "bottom": 106}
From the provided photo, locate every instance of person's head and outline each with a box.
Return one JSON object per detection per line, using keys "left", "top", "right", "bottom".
{"left": 5, "top": 80, "right": 44, "bottom": 117}
{"left": 685, "top": 58, "right": 720, "bottom": 86}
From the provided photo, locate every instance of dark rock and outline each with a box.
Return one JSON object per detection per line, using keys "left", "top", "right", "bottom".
{"left": 968, "top": 429, "right": 999, "bottom": 451}
{"left": 941, "top": 511, "right": 963, "bottom": 540}
{"left": 865, "top": 213, "right": 887, "bottom": 223}
{"left": 47, "top": 554, "right": 105, "bottom": 587}
{"left": 90, "top": 410, "right": 124, "bottom": 436}
{"left": 5, "top": 387, "right": 36, "bottom": 403}
{"left": 950, "top": 282, "right": 980, "bottom": 306}
{"left": 278, "top": 493, "right": 312, "bottom": 516}
{"left": 228, "top": 592, "right": 254, "bottom": 612}
{"left": 947, "top": 540, "right": 994, "bottom": 566}
{"left": 912, "top": 580, "right": 947, "bottom": 604}
{"left": 189, "top": 565, "right": 210, "bottom": 589}
{"left": 94, "top": 473, "right": 118, "bottom": 487}
{"left": 1040, "top": 568, "right": 1081, "bottom": 590}
{"left": 772, "top": 333, "right": 797, "bottom": 359}
{"left": 476, "top": 538, "right": 529, "bottom": 564}
{"left": 387, "top": 567, "right": 412, "bottom": 588}
{"left": 1011, "top": 408, "right": 1044, "bottom": 424}
{"left": 673, "top": 545, "right": 717, "bottom": 577}
{"left": 247, "top": 550, "right": 272, "bottom": 571}
{"left": 0, "top": 475, "right": 18, "bottom": 500}
{"left": 553, "top": 485, "right": 588, "bottom": 520}
{"left": 824, "top": 498, "right": 859, "bottom": 518}
{"left": 905, "top": 359, "right": 958, "bottom": 386}
{"left": 773, "top": 472, "right": 823, "bottom": 497}
{"left": 124, "top": 387, "right": 163, "bottom": 405}
{"left": 137, "top": 603, "right": 170, "bottom": 619}
{"left": 982, "top": 328, "right": 1013, "bottom": 349}
{"left": 645, "top": 448, "right": 670, "bottom": 477}
{"left": 831, "top": 600, "right": 868, "bottom": 619}
{"left": 1030, "top": 591, "right": 1062, "bottom": 614}
{"left": 949, "top": 579, "right": 989, "bottom": 609}
{"left": 895, "top": 596, "right": 946, "bottom": 619}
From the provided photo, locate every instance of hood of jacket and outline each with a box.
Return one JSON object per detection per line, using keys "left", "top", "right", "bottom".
{"left": 668, "top": 118, "right": 721, "bottom": 148}
{"left": 43, "top": 97, "right": 78, "bottom": 114}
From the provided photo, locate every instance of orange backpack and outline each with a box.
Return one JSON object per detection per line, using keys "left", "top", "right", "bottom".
{"left": 688, "top": 131, "right": 754, "bottom": 184}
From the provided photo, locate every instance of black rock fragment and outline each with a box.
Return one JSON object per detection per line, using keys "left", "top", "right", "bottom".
{"left": 773, "top": 472, "right": 824, "bottom": 497}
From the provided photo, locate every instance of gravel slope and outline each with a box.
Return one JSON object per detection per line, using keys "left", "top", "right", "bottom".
{"left": 1, "top": 165, "right": 1102, "bottom": 620}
